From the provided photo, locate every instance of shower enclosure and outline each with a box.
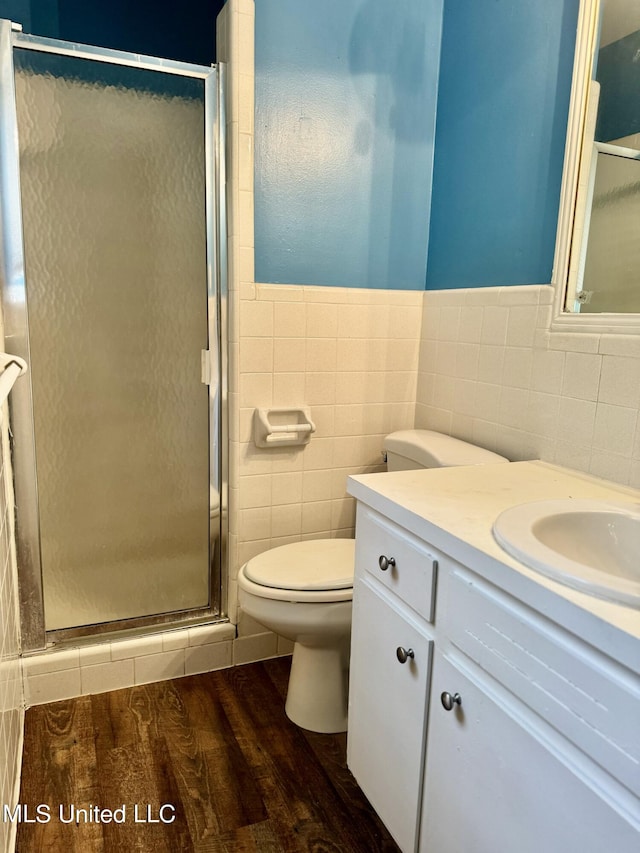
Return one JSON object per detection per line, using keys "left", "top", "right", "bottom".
{"left": 0, "top": 20, "right": 227, "bottom": 651}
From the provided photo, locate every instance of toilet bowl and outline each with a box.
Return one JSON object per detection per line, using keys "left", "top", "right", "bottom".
{"left": 237, "top": 430, "right": 509, "bottom": 734}
{"left": 238, "top": 538, "right": 354, "bottom": 733}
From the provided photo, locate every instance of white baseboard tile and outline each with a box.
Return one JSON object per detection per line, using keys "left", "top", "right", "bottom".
{"left": 22, "top": 622, "right": 235, "bottom": 705}
{"left": 185, "top": 641, "right": 233, "bottom": 676}
{"left": 25, "top": 668, "right": 82, "bottom": 706}
{"left": 80, "top": 659, "right": 135, "bottom": 696}
{"left": 21, "top": 622, "right": 296, "bottom": 705}
{"left": 232, "top": 631, "right": 279, "bottom": 666}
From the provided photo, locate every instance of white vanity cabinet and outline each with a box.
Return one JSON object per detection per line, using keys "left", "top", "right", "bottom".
{"left": 347, "top": 500, "right": 640, "bottom": 853}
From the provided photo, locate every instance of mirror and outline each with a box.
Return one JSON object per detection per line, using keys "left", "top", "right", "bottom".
{"left": 563, "top": 0, "right": 640, "bottom": 317}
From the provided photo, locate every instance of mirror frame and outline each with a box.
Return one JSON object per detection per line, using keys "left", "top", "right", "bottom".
{"left": 552, "top": 0, "right": 640, "bottom": 336}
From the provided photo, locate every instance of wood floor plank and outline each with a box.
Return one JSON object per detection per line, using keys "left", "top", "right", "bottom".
{"left": 213, "top": 662, "right": 391, "bottom": 853}
{"left": 211, "top": 666, "right": 319, "bottom": 851}
{"left": 160, "top": 675, "right": 267, "bottom": 842}
{"left": 90, "top": 685, "right": 161, "bottom": 752}
{"left": 192, "top": 820, "right": 281, "bottom": 853}
{"left": 90, "top": 684, "right": 196, "bottom": 850}
{"left": 17, "top": 698, "right": 105, "bottom": 853}
{"left": 18, "top": 658, "right": 400, "bottom": 853}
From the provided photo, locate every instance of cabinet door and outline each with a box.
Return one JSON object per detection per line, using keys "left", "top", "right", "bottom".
{"left": 420, "top": 652, "right": 639, "bottom": 853}
{"left": 348, "top": 579, "right": 433, "bottom": 853}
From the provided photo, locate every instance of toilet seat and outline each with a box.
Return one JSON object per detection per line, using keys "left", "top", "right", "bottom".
{"left": 240, "top": 539, "right": 354, "bottom": 603}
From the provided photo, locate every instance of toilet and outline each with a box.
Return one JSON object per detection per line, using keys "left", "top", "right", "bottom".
{"left": 237, "top": 430, "right": 508, "bottom": 734}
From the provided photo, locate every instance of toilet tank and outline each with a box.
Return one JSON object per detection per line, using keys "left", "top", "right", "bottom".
{"left": 383, "top": 430, "right": 509, "bottom": 471}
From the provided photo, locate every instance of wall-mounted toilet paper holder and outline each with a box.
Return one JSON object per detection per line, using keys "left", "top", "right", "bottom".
{"left": 254, "top": 407, "right": 316, "bottom": 448}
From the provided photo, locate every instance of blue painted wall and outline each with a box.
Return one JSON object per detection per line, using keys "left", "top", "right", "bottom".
{"left": 595, "top": 29, "right": 640, "bottom": 143}
{"left": 426, "top": 0, "right": 579, "bottom": 289}
{"left": 0, "top": 0, "right": 223, "bottom": 65}
{"left": 0, "top": 0, "right": 31, "bottom": 31}
{"left": 254, "top": 0, "right": 443, "bottom": 290}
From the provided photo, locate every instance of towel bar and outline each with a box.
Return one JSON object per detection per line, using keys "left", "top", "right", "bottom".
{"left": 0, "top": 352, "right": 28, "bottom": 410}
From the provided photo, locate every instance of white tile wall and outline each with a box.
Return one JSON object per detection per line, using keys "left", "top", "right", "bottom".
{"left": 0, "top": 397, "right": 24, "bottom": 853}
{"left": 228, "top": 282, "right": 422, "bottom": 624}
{"left": 416, "top": 285, "right": 640, "bottom": 487}
{"left": 234, "top": 283, "right": 421, "bottom": 547}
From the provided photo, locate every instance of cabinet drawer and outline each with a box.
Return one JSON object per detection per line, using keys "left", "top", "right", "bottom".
{"left": 447, "top": 569, "right": 640, "bottom": 798}
{"left": 355, "top": 505, "right": 437, "bottom": 622}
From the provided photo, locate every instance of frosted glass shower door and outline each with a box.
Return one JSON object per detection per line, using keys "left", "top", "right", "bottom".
{"left": 13, "top": 47, "right": 214, "bottom": 631}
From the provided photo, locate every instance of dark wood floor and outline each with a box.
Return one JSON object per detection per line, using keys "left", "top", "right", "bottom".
{"left": 17, "top": 657, "right": 400, "bottom": 852}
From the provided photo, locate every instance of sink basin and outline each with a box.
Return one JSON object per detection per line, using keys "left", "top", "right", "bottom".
{"left": 493, "top": 499, "right": 640, "bottom": 608}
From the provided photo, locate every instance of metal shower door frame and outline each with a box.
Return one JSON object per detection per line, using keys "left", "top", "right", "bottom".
{"left": 0, "top": 20, "right": 227, "bottom": 651}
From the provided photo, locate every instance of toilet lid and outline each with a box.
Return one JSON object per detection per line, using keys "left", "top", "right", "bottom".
{"left": 244, "top": 539, "right": 355, "bottom": 591}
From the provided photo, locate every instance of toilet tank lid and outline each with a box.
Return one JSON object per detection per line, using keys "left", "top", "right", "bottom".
{"left": 383, "top": 430, "right": 509, "bottom": 467}
{"left": 244, "top": 539, "right": 355, "bottom": 591}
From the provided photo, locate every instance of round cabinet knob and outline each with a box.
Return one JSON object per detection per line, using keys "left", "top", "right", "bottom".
{"left": 396, "top": 646, "right": 415, "bottom": 664}
{"left": 378, "top": 555, "right": 396, "bottom": 572}
{"left": 440, "top": 691, "right": 462, "bottom": 711}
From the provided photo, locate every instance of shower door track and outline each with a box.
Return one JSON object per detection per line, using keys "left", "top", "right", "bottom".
{"left": 0, "top": 21, "right": 228, "bottom": 651}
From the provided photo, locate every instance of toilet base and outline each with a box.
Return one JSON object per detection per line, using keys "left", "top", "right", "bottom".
{"left": 284, "top": 639, "right": 350, "bottom": 734}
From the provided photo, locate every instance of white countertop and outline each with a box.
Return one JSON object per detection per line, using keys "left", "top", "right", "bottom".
{"left": 348, "top": 460, "right": 640, "bottom": 673}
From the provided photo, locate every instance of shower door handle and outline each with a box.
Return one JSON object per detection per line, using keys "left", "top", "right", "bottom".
{"left": 201, "top": 349, "right": 212, "bottom": 385}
